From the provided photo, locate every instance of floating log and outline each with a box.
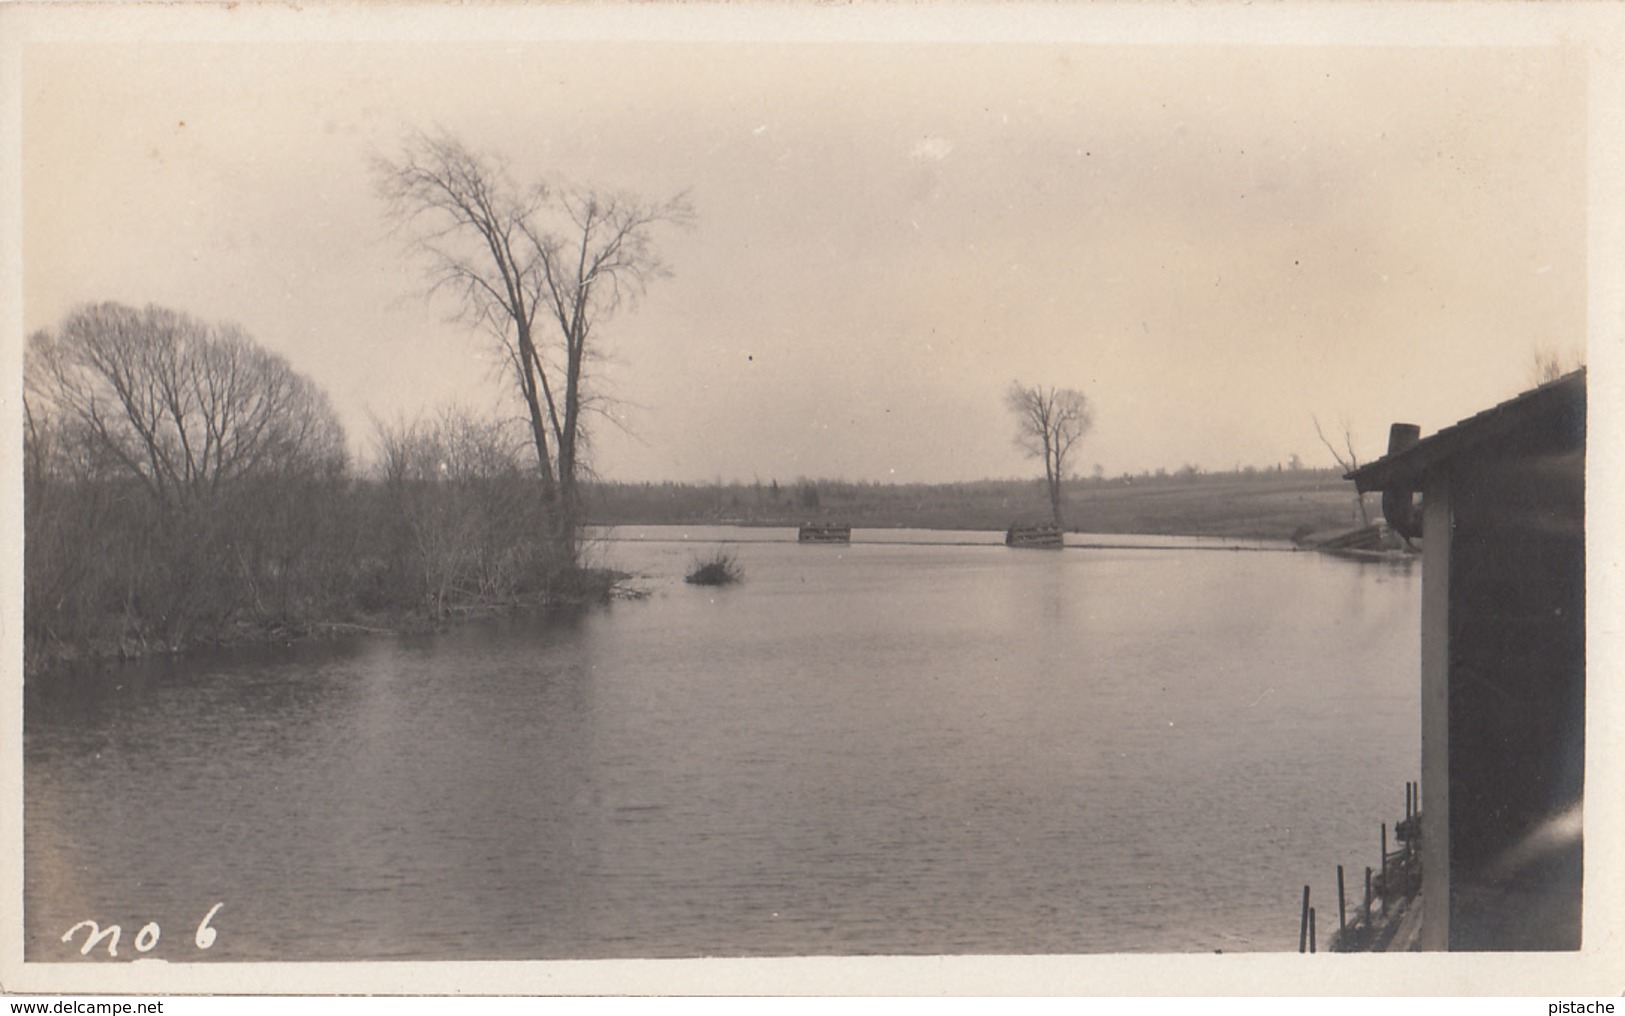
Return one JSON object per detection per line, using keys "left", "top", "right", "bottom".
{"left": 1005, "top": 524, "right": 1064, "bottom": 548}
{"left": 1315, "top": 524, "right": 1390, "bottom": 551}
{"left": 1300, "top": 522, "right": 1419, "bottom": 560}
{"left": 798, "top": 524, "right": 851, "bottom": 544}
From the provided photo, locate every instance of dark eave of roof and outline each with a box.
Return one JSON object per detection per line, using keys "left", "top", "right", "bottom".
{"left": 1346, "top": 368, "right": 1586, "bottom": 494}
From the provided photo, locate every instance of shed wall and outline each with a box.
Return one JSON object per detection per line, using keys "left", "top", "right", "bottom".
{"left": 1443, "top": 428, "right": 1583, "bottom": 949}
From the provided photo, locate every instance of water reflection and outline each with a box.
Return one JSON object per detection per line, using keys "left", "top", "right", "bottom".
{"left": 27, "top": 530, "right": 1419, "bottom": 959}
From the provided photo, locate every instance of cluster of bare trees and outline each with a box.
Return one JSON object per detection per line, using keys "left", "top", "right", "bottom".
{"left": 23, "top": 130, "right": 689, "bottom": 668}
{"left": 374, "top": 132, "right": 691, "bottom": 559}
{"left": 27, "top": 302, "right": 347, "bottom": 506}
{"left": 24, "top": 303, "right": 351, "bottom": 656}
{"left": 22, "top": 302, "right": 599, "bottom": 669}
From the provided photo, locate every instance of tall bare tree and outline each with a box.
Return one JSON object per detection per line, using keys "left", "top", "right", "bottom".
{"left": 1312, "top": 414, "right": 1371, "bottom": 527}
{"left": 1006, "top": 382, "right": 1093, "bottom": 527}
{"left": 374, "top": 131, "right": 690, "bottom": 555}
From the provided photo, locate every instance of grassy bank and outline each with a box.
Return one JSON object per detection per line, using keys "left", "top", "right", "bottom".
{"left": 585, "top": 469, "right": 1369, "bottom": 543}
{"left": 24, "top": 561, "right": 625, "bottom": 680}
{"left": 23, "top": 468, "right": 621, "bottom": 680}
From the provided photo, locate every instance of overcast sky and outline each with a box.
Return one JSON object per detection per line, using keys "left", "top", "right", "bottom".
{"left": 18, "top": 12, "right": 1590, "bottom": 484}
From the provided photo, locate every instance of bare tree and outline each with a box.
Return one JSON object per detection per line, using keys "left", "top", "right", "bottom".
{"left": 1312, "top": 414, "right": 1371, "bottom": 527}
{"left": 26, "top": 302, "right": 345, "bottom": 509}
{"left": 1531, "top": 345, "right": 1585, "bottom": 386}
{"left": 24, "top": 302, "right": 348, "bottom": 652}
{"left": 374, "top": 130, "right": 691, "bottom": 555}
{"left": 1006, "top": 383, "right": 1094, "bottom": 527}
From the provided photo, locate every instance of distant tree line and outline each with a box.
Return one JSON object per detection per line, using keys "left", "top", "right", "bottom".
{"left": 23, "top": 302, "right": 599, "bottom": 673}
{"left": 583, "top": 465, "right": 1356, "bottom": 538}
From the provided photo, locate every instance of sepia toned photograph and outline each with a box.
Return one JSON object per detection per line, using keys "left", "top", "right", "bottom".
{"left": 2, "top": 1, "right": 1619, "bottom": 996}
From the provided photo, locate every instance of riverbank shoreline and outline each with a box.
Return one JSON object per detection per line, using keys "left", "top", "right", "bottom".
{"left": 23, "top": 566, "right": 632, "bottom": 683}
{"left": 26, "top": 512, "right": 1395, "bottom": 681}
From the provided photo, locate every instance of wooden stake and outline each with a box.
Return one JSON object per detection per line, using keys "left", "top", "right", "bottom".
{"left": 1309, "top": 907, "right": 1317, "bottom": 953}
{"left": 1409, "top": 781, "right": 1420, "bottom": 860}
{"left": 1364, "top": 866, "right": 1373, "bottom": 927}
{"left": 1380, "top": 822, "right": 1390, "bottom": 915}
{"left": 1337, "top": 864, "right": 1347, "bottom": 930}
{"left": 1299, "top": 885, "right": 1310, "bottom": 953}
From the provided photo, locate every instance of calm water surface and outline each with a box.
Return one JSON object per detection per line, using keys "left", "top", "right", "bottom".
{"left": 25, "top": 527, "right": 1418, "bottom": 959}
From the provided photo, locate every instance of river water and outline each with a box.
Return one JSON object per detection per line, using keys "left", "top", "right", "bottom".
{"left": 24, "top": 527, "right": 1419, "bottom": 960}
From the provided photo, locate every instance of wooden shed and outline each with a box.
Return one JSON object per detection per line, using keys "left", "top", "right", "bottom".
{"left": 1348, "top": 368, "right": 1585, "bottom": 950}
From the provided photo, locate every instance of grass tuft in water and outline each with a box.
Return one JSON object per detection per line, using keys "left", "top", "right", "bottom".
{"left": 685, "top": 548, "right": 743, "bottom": 587}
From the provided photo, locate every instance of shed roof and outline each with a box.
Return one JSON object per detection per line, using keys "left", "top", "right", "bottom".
{"left": 1347, "top": 368, "right": 1586, "bottom": 493}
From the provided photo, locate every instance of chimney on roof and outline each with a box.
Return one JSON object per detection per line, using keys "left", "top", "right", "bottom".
{"left": 1381, "top": 423, "right": 1424, "bottom": 539}
{"left": 1388, "top": 423, "right": 1421, "bottom": 456}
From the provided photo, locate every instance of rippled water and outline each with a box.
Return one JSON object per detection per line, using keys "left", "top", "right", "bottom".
{"left": 25, "top": 527, "right": 1419, "bottom": 960}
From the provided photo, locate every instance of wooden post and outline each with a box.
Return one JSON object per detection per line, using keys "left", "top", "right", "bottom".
{"left": 1410, "top": 781, "right": 1420, "bottom": 858}
{"left": 1310, "top": 907, "right": 1317, "bottom": 953}
{"left": 1299, "top": 885, "right": 1310, "bottom": 953}
{"left": 1419, "top": 480, "right": 1452, "bottom": 950}
{"left": 1407, "top": 783, "right": 1415, "bottom": 858}
{"left": 1381, "top": 821, "right": 1390, "bottom": 915}
{"left": 1364, "top": 866, "right": 1373, "bottom": 927}
{"left": 1337, "top": 865, "right": 1347, "bottom": 930}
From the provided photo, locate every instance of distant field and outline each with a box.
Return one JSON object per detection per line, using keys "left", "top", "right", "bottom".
{"left": 583, "top": 470, "right": 1372, "bottom": 543}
